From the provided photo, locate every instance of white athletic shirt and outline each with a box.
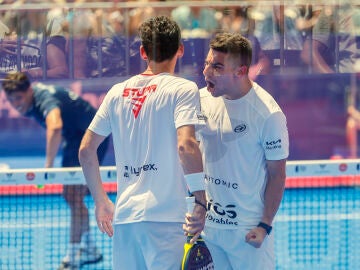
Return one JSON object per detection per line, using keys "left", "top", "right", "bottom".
{"left": 198, "top": 82, "right": 289, "bottom": 229}
{"left": 88, "top": 73, "right": 204, "bottom": 224}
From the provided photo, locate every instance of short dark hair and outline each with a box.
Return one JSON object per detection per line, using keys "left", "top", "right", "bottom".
{"left": 210, "top": 32, "right": 252, "bottom": 68}
{"left": 2, "top": 72, "right": 31, "bottom": 94}
{"left": 138, "top": 15, "right": 181, "bottom": 62}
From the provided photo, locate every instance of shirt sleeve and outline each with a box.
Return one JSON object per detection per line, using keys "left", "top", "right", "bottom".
{"left": 88, "top": 91, "right": 112, "bottom": 137}
{"left": 173, "top": 81, "right": 206, "bottom": 129}
{"left": 261, "top": 111, "right": 289, "bottom": 160}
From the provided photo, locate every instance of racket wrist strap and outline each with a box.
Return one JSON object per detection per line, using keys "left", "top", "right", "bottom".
{"left": 185, "top": 172, "right": 205, "bottom": 193}
{"left": 195, "top": 199, "right": 207, "bottom": 211}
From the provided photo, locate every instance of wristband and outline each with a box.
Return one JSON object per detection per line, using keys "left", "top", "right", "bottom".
{"left": 257, "top": 222, "right": 272, "bottom": 235}
{"left": 185, "top": 172, "right": 205, "bottom": 193}
{"left": 195, "top": 199, "right": 207, "bottom": 211}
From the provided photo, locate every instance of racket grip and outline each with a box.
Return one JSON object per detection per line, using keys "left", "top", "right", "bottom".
{"left": 186, "top": 196, "right": 195, "bottom": 214}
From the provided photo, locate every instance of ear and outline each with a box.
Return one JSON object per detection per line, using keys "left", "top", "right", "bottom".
{"left": 235, "top": 65, "right": 248, "bottom": 76}
{"left": 140, "top": 45, "right": 148, "bottom": 60}
{"left": 177, "top": 43, "right": 184, "bottom": 58}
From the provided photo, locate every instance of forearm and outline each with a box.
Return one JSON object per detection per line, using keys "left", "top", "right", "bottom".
{"left": 79, "top": 147, "right": 108, "bottom": 203}
{"left": 178, "top": 133, "right": 206, "bottom": 203}
{"left": 45, "top": 128, "right": 62, "bottom": 168}
{"left": 262, "top": 178, "right": 285, "bottom": 225}
{"left": 79, "top": 130, "right": 109, "bottom": 204}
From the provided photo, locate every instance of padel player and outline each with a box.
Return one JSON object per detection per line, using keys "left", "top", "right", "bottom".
{"left": 197, "top": 32, "right": 289, "bottom": 269}
{"left": 2, "top": 72, "right": 109, "bottom": 270}
{"left": 79, "top": 16, "right": 207, "bottom": 270}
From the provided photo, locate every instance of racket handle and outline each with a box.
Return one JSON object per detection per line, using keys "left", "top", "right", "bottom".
{"left": 186, "top": 196, "right": 195, "bottom": 214}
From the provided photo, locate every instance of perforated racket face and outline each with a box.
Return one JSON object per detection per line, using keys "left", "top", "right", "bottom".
{"left": 183, "top": 242, "right": 214, "bottom": 270}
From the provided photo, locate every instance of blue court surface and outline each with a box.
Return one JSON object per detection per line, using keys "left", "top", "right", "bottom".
{"left": 1, "top": 156, "right": 359, "bottom": 269}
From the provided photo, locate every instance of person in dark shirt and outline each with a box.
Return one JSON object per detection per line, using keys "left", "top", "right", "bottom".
{"left": 2, "top": 71, "right": 108, "bottom": 270}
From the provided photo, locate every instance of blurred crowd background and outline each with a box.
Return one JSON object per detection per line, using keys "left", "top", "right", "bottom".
{"left": 0, "top": 0, "right": 359, "bottom": 160}
{"left": 0, "top": 0, "right": 358, "bottom": 79}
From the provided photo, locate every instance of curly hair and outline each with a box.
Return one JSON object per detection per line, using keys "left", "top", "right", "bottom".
{"left": 138, "top": 16, "right": 181, "bottom": 63}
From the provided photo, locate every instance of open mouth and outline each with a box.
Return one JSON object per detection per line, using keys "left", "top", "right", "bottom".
{"left": 206, "top": 80, "right": 215, "bottom": 92}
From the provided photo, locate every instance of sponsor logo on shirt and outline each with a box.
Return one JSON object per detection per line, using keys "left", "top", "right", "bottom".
{"left": 233, "top": 123, "right": 247, "bottom": 133}
{"left": 206, "top": 199, "right": 238, "bottom": 226}
{"left": 205, "top": 174, "right": 238, "bottom": 190}
{"left": 265, "top": 139, "right": 282, "bottom": 150}
{"left": 123, "top": 84, "right": 157, "bottom": 118}
{"left": 197, "top": 114, "right": 207, "bottom": 121}
{"left": 123, "top": 163, "right": 158, "bottom": 178}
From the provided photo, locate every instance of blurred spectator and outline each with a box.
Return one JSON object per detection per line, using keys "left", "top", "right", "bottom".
{"left": 300, "top": 3, "right": 359, "bottom": 73}
{"left": 253, "top": 5, "right": 305, "bottom": 73}
{"left": 127, "top": 0, "right": 171, "bottom": 36}
{"left": 294, "top": 4, "right": 322, "bottom": 38}
{"left": 221, "top": 6, "right": 255, "bottom": 35}
{"left": 0, "top": 0, "right": 18, "bottom": 36}
{"left": 62, "top": 1, "right": 95, "bottom": 79}
{"left": 220, "top": 6, "right": 270, "bottom": 80}
{"left": 171, "top": 1, "right": 220, "bottom": 38}
{"left": 63, "top": 0, "right": 127, "bottom": 78}
{"left": 300, "top": 3, "right": 360, "bottom": 158}
{"left": 0, "top": 2, "right": 68, "bottom": 79}
{"left": 254, "top": 5, "right": 304, "bottom": 50}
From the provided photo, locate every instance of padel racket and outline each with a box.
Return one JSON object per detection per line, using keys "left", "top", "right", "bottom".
{"left": 181, "top": 196, "right": 214, "bottom": 270}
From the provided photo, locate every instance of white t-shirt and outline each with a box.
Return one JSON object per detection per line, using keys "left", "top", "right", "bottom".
{"left": 198, "top": 82, "right": 289, "bottom": 229}
{"left": 89, "top": 73, "right": 204, "bottom": 224}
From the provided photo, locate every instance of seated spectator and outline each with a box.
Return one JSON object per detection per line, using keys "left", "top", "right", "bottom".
{"left": 0, "top": 7, "right": 68, "bottom": 79}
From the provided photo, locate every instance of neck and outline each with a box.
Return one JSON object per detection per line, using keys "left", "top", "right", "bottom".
{"left": 224, "top": 77, "right": 253, "bottom": 100}
{"left": 142, "top": 59, "right": 176, "bottom": 75}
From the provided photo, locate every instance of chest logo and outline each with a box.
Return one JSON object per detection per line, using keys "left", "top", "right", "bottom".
{"left": 234, "top": 123, "right": 247, "bottom": 133}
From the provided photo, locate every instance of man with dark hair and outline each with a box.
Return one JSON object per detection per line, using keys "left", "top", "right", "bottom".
{"left": 197, "top": 32, "right": 289, "bottom": 269}
{"left": 79, "top": 15, "right": 207, "bottom": 270}
{"left": 2, "top": 71, "right": 109, "bottom": 270}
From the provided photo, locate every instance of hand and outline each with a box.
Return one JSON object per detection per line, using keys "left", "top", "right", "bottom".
{"left": 245, "top": 226, "right": 267, "bottom": 248}
{"left": 182, "top": 204, "right": 206, "bottom": 244}
{"left": 95, "top": 198, "right": 114, "bottom": 237}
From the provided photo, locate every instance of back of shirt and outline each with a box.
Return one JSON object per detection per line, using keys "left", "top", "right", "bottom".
{"left": 89, "top": 73, "right": 204, "bottom": 224}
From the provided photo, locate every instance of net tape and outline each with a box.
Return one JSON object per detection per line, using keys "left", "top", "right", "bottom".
{"left": 0, "top": 159, "right": 359, "bottom": 186}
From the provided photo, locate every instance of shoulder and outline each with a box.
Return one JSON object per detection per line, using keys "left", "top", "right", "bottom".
{"left": 251, "top": 82, "right": 283, "bottom": 115}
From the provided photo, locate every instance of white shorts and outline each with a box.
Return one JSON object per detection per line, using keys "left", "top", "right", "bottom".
{"left": 202, "top": 226, "right": 275, "bottom": 270}
{"left": 112, "top": 221, "right": 184, "bottom": 270}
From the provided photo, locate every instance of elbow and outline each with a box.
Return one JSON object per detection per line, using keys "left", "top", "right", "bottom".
{"left": 178, "top": 138, "right": 195, "bottom": 159}
{"left": 78, "top": 142, "right": 92, "bottom": 165}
